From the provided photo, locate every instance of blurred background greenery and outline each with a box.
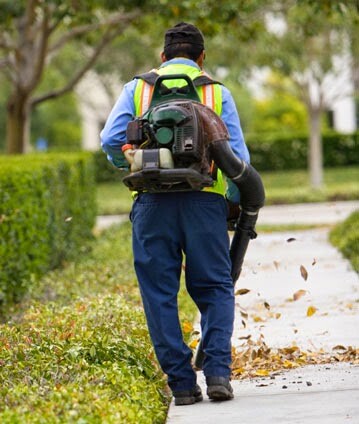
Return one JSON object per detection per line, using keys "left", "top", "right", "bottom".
{"left": 0, "top": 0, "right": 358, "bottom": 196}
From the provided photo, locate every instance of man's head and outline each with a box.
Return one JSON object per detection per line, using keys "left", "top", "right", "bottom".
{"left": 162, "top": 22, "right": 205, "bottom": 64}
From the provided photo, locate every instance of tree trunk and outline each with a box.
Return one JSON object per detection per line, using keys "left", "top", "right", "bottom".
{"left": 308, "top": 108, "right": 323, "bottom": 189}
{"left": 6, "top": 91, "right": 31, "bottom": 154}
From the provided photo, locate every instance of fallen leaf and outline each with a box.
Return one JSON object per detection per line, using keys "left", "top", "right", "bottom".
{"left": 283, "top": 360, "right": 299, "bottom": 368}
{"left": 306, "top": 306, "right": 318, "bottom": 317}
{"left": 253, "top": 315, "right": 265, "bottom": 323}
{"left": 264, "top": 302, "right": 270, "bottom": 310}
{"left": 239, "top": 307, "right": 249, "bottom": 320}
{"left": 332, "top": 345, "right": 346, "bottom": 351}
{"left": 241, "top": 320, "right": 247, "bottom": 328}
{"left": 300, "top": 265, "right": 308, "bottom": 281}
{"left": 238, "top": 335, "right": 251, "bottom": 340}
{"left": 282, "top": 346, "right": 299, "bottom": 354}
{"left": 189, "top": 339, "right": 199, "bottom": 349}
{"left": 286, "top": 237, "right": 296, "bottom": 243}
{"left": 293, "top": 289, "right": 307, "bottom": 301}
{"left": 233, "top": 367, "right": 245, "bottom": 375}
{"left": 255, "top": 369, "right": 270, "bottom": 376}
{"left": 312, "top": 258, "right": 317, "bottom": 266}
{"left": 182, "top": 321, "right": 193, "bottom": 334}
{"left": 235, "top": 288, "right": 251, "bottom": 296}
{"left": 275, "top": 313, "right": 281, "bottom": 319}
{"left": 65, "top": 216, "right": 73, "bottom": 222}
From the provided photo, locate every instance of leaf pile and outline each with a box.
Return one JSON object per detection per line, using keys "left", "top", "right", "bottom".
{"left": 232, "top": 336, "right": 358, "bottom": 379}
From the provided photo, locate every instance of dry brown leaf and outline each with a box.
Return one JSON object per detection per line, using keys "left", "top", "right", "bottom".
{"left": 239, "top": 306, "right": 249, "bottom": 320}
{"left": 275, "top": 313, "right": 281, "bottom": 319}
{"left": 235, "top": 288, "right": 251, "bottom": 296}
{"left": 253, "top": 315, "right": 265, "bottom": 323}
{"left": 307, "top": 306, "right": 318, "bottom": 317}
{"left": 238, "top": 335, "right": 251, "bottom": 340}
{"left": 241, "top": 320, "right": 247, "bottom": 328}
{"left": 332, "top": 345, "right": 347, "bottom": 351}
{"left": 286, "top": 237, "right": 296, "bottom": 243}
{"left": 293, "top": 289, "right": 307, "bottom": 301}
{"left": 264, "top": 302, "right": 271, "bottom": 310}
{"left": 312, "top": 258, "right": 317, "bottom": 266}
{"left": 300, "top": 265, "right": 308, "bottom": 281}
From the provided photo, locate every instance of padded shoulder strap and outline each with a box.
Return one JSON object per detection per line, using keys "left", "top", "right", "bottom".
{"left": 193, "top": 75, "right": 223, "bottom": 87}
{"left": 135, "top": 72, "right": 222, "bottom": 87}
{"left": 134, "top": 72, "right": 158, "bottom": 85}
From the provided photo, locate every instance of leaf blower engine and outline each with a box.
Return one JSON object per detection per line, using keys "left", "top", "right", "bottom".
{"left": 122, "top": 75, "right": 229, "bottom": 192}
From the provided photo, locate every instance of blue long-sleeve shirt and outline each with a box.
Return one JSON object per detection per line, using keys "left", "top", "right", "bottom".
{"left": 100, "top": 58, "right": 249, "bottom": 202}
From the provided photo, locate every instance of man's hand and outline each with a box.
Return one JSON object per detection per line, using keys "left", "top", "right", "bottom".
{"left": 226, "top": 198, "right": 240, "bottom": 231}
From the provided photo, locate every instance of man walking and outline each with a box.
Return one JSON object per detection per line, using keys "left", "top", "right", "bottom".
{"left": 101, "top": 22, "right": 251, "bottom": 405}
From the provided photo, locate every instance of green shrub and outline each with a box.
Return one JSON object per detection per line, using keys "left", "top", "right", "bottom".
{"left": 92, "top": 150, "right": 127, "bottom": 183}
{"left": 330, "top": 211, "right": 359, "bottom": 272}
{"left": 246, "top": 131, "right": 359, "bottom": 171}
{"left": 0, "top": 153, "right": 97, "bottom": 308}
{"left": 0, "top": 295, "right": 168, "bottom": 423}
{"left": 0, "top": 223, "right": 196, "bottom": 422}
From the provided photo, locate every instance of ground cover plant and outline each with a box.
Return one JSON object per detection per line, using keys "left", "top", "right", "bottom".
{"left": 0, "top": 222, "right": 197, "bottom": 423}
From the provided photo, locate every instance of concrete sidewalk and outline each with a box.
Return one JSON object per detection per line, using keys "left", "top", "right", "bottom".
{"left": 257, "top": 200, "right": 359, "bottom": 226}
{"left": 96, "top": 200, "right": 359, "bottom": 230}
{"left": 168, "top": 363, "right": 359, "bottom": 424}
{"left": 166, "top": 217, "right": 359, "bottom": 422}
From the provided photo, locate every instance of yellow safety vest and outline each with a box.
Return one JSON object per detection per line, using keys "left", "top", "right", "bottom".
{"left": 133, "top": 63, "right": 226, "bottom": 196}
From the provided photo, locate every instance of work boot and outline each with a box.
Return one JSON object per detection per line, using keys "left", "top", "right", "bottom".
{"left": 206, "top": 376, "right": 234, "bottom": 401}
{"left": 173, "top": 384, "right": 203, "bottom": 406}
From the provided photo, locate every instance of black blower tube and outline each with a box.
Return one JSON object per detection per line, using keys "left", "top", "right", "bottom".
{"left": 209, "top": 140, "right": 265, "bottom": 213}
{"left": 209, "top": 140, "right": 265, "bottom": 282}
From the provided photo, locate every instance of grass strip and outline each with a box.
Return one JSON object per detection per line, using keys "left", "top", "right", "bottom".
{"left": 97, "top": 167, "right": 359, "bottom": 215}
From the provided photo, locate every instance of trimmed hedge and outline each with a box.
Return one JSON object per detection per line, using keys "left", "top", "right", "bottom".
{"left": 330, "top": 211, "right": 359, "bottom": 273}
{"left": 246, "top": 131, "right": 359, "bottom": 171}
{"left": 0, "top": 294, "right": 168, "bottom": 423}
{"left": 0, "top": 153, "right": 97, "bottom": 308}
{"left": 93, "top": 150, "right": 125, "bottom": 183}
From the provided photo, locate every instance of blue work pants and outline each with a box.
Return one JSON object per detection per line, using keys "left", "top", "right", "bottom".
{"left": 131, "top": 191, "right": 234, "bottom": 392}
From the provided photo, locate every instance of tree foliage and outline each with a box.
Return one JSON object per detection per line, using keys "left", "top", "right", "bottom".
{"left": 0, "top": 0, "right": 150, "bottom": 153}
{"left": 245, "top": 1, "right": 359, "bottom": 187}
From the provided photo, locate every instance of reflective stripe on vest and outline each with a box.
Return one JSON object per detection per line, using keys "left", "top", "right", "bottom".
{"left": 134, "top": 64, "right": 223, "bottom": 116}
{"left": 133, "top": 64, "right": 226, "bottom": 196}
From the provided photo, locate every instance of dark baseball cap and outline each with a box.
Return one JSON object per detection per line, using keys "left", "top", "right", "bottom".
{"left": 164, "top": 22, "right": 205, "bottom": 49}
